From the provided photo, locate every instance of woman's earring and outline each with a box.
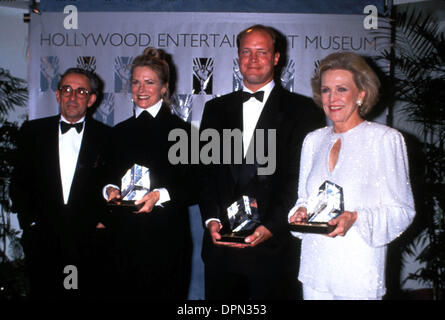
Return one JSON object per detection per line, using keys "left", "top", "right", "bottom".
{"left": 356, "top": 100, "right": 363, "bottom": 106}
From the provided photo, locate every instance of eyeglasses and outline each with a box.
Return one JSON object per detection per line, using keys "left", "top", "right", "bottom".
{"left": 58, "top": 85, "right": 90, "bottom": 99}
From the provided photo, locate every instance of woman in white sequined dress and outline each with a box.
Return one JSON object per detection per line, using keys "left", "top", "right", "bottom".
{"left": 288, "top": 52, "right": 415, "bottom": 300}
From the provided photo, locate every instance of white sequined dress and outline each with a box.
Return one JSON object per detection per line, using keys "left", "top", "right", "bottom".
{"left": 289, "top": 121, "right": 415, "bottom": 299}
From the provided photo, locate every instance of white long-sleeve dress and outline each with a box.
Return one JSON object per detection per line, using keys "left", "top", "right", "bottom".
{"left": 289, "top": 121, "right": 415, "bottom": 299}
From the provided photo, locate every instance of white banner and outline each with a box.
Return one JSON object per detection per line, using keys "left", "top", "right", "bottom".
{"left": 29, "top": 12, "right": 385, "bottom": 127}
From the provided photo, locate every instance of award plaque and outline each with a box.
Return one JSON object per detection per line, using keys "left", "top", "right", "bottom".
{"left": 217, "top": 196, "right": 261, "bottom": 243}
{"left": 108, "top": 164, "right": 150, "bottom": 210}
{"left": 289, "top": 181, "right": 344, "bottom": 234}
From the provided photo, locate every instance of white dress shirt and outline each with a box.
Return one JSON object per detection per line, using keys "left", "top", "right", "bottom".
{"left": 59, "top": 115, "right": 85, "bottom": 204}
{"left": 242, "top": 80, "right": 274, "bottom": 157}
{"left": 103, "top": 99, "right": 170, "bottom": 205}
{"left": 205, "top": 80, "right": 275, "bottom": 227}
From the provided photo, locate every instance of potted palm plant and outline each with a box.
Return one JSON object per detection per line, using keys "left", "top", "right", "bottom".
{"left": 0, "top": 67, "right": 27, "bottom": 299}
{"left": 378, "top": 7, "right": 445, "bottom": 300}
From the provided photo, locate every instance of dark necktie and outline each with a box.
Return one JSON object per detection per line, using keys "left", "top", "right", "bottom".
{"left": 242, "top": 91, "right": 264, "bottom": 103}
{"left": 60, "top": 121, "right": 83, "bottom": 134}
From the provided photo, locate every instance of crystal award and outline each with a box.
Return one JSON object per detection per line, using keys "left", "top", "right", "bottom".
{"left": 217, "top": 196, "right": 261, "bottom": 243}
{"left": 108, "top": 164, "right": 150, "bottom": 209}
{"left": 290, "top": 181, "right": 344, "bottom": 234}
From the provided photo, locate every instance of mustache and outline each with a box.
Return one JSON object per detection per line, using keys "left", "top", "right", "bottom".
{"left": 65, "top": 102, "right": 80, "bottom": 107}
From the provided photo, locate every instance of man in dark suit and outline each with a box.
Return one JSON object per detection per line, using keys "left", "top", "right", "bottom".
{"left": 10, "top": 68, "right": 111, "bottom": 299}
{"left": 199, "top": 25, "right": 325, "bottom": 299}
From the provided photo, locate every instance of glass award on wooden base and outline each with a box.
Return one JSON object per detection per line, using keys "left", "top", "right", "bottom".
{"left": 290, "top": 181, "right": 344, "bottom": 234}
{"left": 108, "top": 164, "right": 150, "bottom": 210}
{"left": 217, "top": 196, "right": 260, "bottom": 243}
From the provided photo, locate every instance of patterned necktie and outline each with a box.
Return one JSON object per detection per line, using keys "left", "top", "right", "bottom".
{"left": 60, "top": 121, "right": 84, "bottom": 134}
{"left": 242, "top": 91, "right": 264, "bottom": 103}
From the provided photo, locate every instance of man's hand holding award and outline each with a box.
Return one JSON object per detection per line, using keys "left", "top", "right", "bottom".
{"left": 209, "top": 196, "right": 272, "bottom": 248}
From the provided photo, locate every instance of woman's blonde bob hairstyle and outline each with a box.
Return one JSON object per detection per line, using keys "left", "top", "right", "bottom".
{"left": 311, "top": 52, "right": 381, "bottom": 116}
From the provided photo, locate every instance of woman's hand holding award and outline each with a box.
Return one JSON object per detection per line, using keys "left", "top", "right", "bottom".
{"left": 290, "top": 181, "right": 344, "bottom": 234}
{"left": 108, "top": 164, "right": 150, "bottom": 210}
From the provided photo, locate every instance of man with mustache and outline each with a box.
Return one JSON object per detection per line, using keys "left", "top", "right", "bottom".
{"left": 10, "top": 68, "right": 111, "bottom": 299}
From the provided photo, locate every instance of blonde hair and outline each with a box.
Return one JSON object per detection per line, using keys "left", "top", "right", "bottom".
{"left": 236, "top": 24, "right": 278, "bottom": 53}
{"left": 311, "top": 52, "right": 380, "bottom": 116}
{"left": 131, "top": 47, "right": 170, "bottom": 104}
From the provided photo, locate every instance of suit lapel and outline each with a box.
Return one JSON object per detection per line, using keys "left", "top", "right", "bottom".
{"left": 252, "top": 86, "right": 284, "bottom": 163}
{"left": 227, "top": 92, "right": 244, "bottom": 184}
{"left": 45, "top": 116, "right": 65, "bottom": 206}
{"left": 255, "top": 86, "right": 283, "bottom": 132}
{"left": 68, "top": 118, "right": 95, "bottom": 205}
{"left": 227, "top": 91, "right": 243, "bottom": 132}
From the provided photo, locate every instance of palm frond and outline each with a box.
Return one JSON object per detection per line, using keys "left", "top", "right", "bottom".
{"left": 0, "top": 68, "right": 28, "bottom": 117}
{"left": 376, "top": 7, "right": 445, "bottom": 295}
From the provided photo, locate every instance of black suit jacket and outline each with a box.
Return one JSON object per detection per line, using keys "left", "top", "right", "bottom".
{"left": 105, "top": 104, "right": 194, "bottom": 297}
{"left": 108, "top": 105, "right": 193, "bottom": 210}
{"left": 10, "top": 115, "right": 111, "bottom": 264}
{"left": 199, "top": 85, "right": 325, "bottom": 274}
